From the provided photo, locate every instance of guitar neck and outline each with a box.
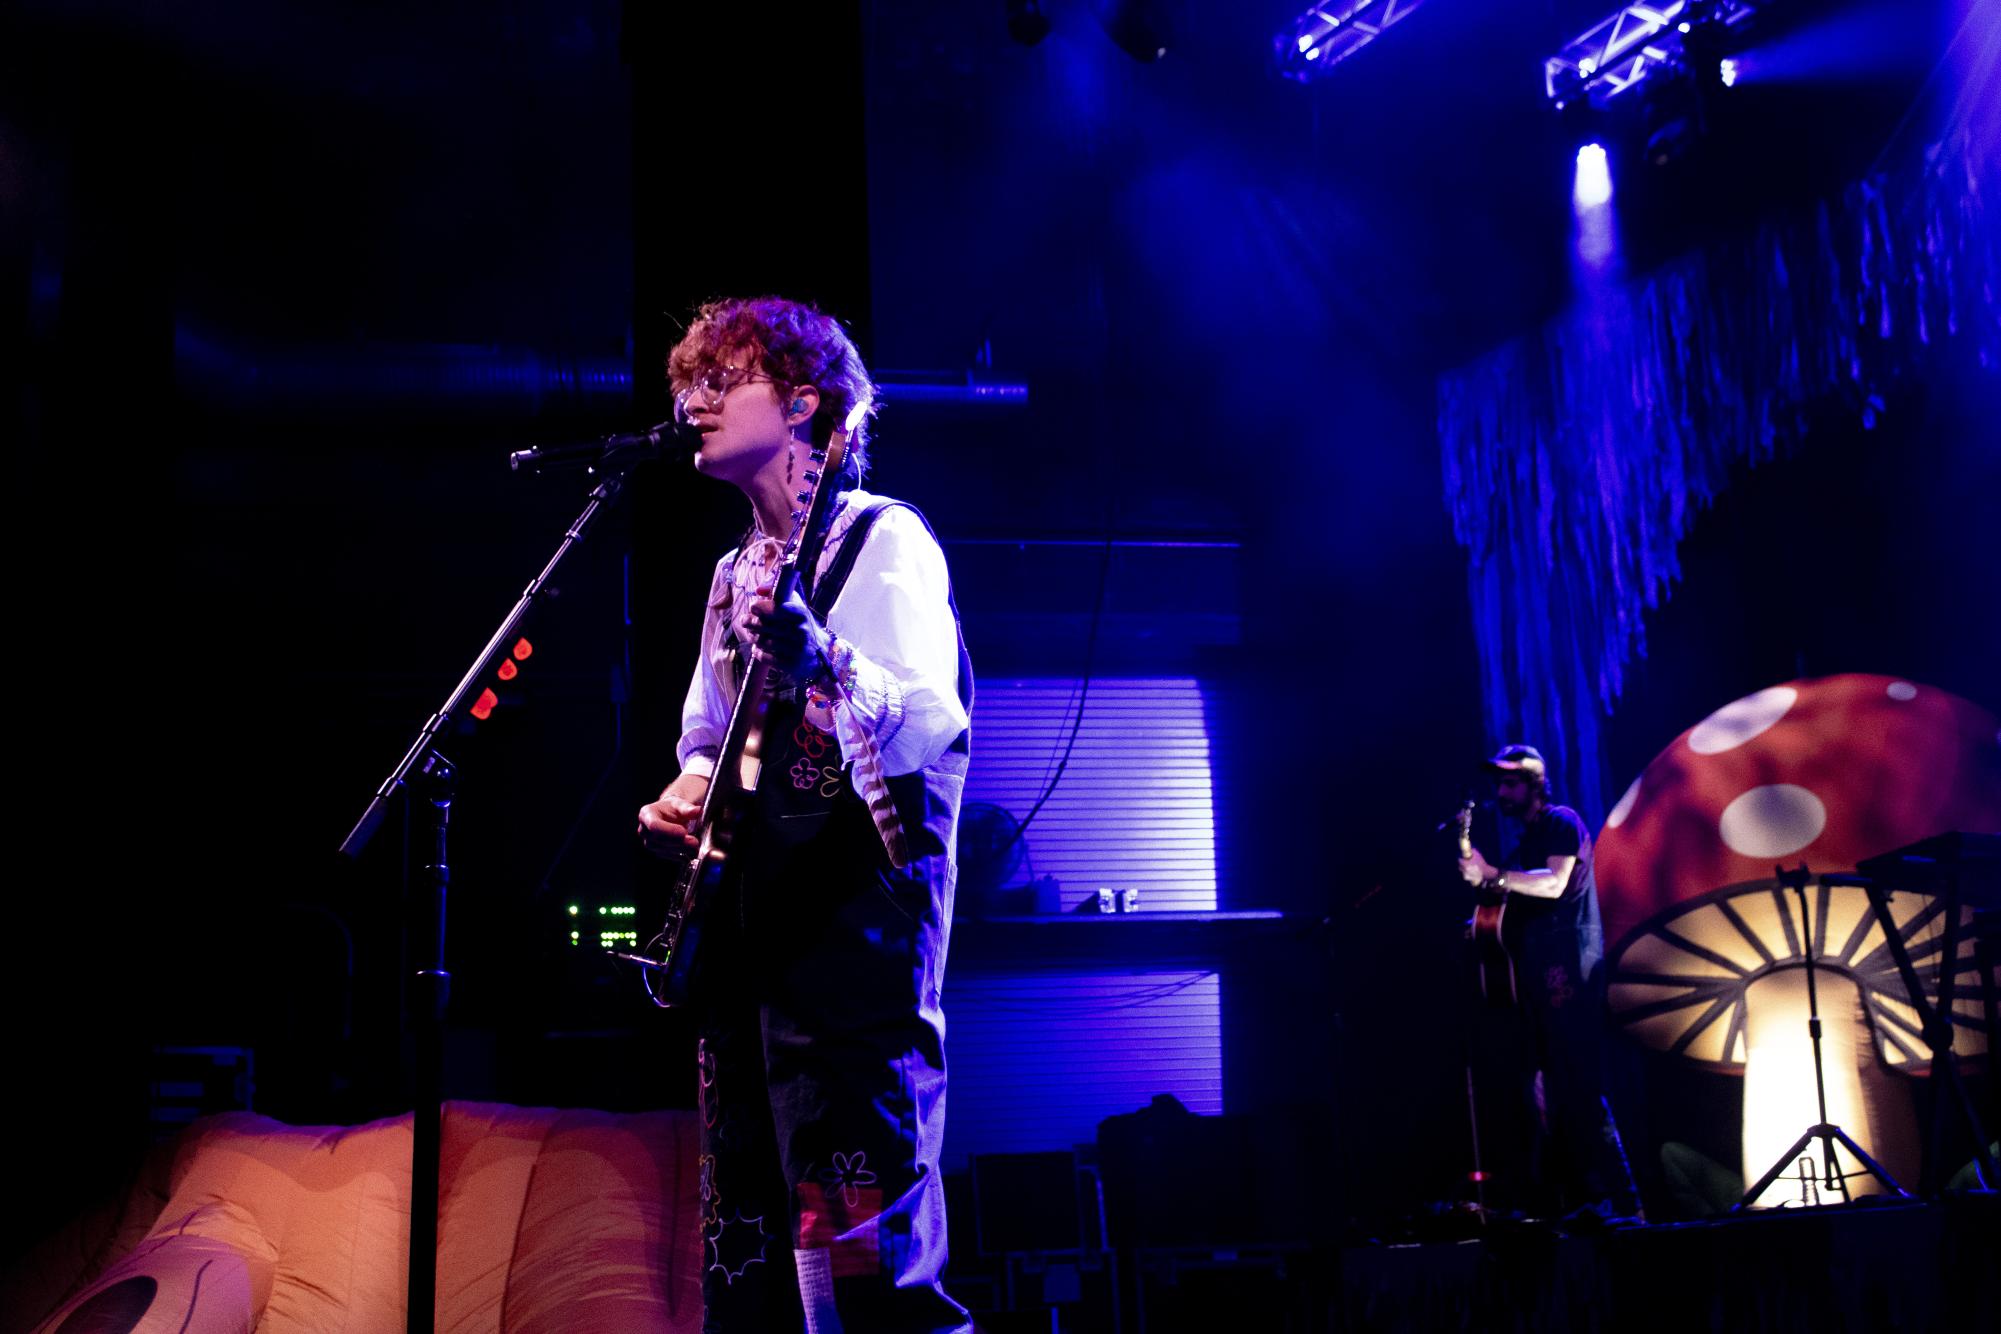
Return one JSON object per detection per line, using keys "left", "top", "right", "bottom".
{"left": 697, "top": 428, "right": 852, "bottom": 817}
{"left": 723, "top": 643, "right": 787, "bottom": 793}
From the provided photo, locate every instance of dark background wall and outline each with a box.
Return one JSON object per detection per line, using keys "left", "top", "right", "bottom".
{"left": 5, "top": 0, "right": 1995, "bottom": 1250}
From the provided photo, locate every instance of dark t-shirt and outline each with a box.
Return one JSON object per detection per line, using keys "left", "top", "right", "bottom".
{"left": 1475, "top": 803, "right": 1606, "bottom": 1000}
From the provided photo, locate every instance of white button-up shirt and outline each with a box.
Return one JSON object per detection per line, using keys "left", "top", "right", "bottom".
{"left": 676, "top": 491, "right": 968, "bottom": 795}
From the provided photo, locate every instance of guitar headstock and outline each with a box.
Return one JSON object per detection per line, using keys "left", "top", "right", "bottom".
{"left": 777, "top": 422, "right": 855, "bottom": 590}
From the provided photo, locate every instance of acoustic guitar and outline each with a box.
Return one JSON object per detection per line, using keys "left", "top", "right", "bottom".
{"left": 1458, "top": 800, "right": 1518, "bottom": 1006}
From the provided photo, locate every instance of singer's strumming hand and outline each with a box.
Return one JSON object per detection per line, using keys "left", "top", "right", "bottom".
{"left": 638, "top": 775, "right": 710, "bottom": 859}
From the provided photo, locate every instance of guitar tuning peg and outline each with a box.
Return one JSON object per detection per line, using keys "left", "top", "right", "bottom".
{"left": 796, "top": 490, "right": 811, "bottom": 503}
{"left": 810, "top": 448, "right": 826, "bottom": 463}
{"left": 791, "top": 509, "right": 804, "bottom": 523}
{"left": 803, "top": 470, "right": 819, "bottom": 483}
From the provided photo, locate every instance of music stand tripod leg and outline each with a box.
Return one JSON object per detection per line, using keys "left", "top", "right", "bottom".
{"left": 1824, "top": 1125, "right": 1909, "bottom": 1198}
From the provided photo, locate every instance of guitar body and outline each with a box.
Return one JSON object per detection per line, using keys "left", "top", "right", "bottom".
{"left": 1457, "top": 802, "right": 1518, "bottom": 1007}
{"left": 648, "top": 809, "right": 733, "bottom": 1007}
{"left": 1472, "top": 898, "right": 1516, "bottom": 1007}
{"left": 638, "top": 427, "right": 853, "bottom": 1008}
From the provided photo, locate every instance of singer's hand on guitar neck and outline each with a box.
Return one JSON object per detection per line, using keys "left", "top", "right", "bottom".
{"left": 638, "top": 772, "right": 711, "bottom": 860}
{"left": 1458, "top": 849, "right": 1498, "bottom": 887}
{"left": 745, "top": 582, "right": 834, "bottom": 684}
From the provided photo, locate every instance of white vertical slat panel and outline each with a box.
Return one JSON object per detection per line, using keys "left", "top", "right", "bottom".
{"left": 964, "top": 678, "right": 1217, "bottom": 910}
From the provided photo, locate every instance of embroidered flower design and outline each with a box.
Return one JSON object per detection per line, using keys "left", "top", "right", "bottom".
{"left": 704, "top": 1208, "right": 770, "bottom": 1285}
{"left": 793, "top": 721, "right": 831, "bottom": 759}
{"left": 820, "top": 1151, "right": 879, "bottom": 1209}
{"left": 790, "top": 757, "right": 822, "bottom": 790}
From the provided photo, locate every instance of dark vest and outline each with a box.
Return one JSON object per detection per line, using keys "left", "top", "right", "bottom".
{"left": 723, "top": 497, "right": 973, "bottom": 872}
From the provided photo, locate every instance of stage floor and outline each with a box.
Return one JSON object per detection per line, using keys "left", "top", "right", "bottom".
{"left": 958, "top": 1195, "right": 2000, "bottom": 1333}
{"left": 1337, "top": 1195, "right": 1999, "bottom": 1333}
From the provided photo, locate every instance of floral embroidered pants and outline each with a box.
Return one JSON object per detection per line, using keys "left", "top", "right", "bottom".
{"left": 692, "top": 803, "right": 969, "bottom": 1333}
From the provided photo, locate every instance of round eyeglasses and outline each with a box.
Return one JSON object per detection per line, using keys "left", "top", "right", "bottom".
{"left": 673, "top": 366, "right": 780, "bottom": 425}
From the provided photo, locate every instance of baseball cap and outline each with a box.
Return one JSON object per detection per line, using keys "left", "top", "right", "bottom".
{"left": 1485, "top": 743, "right": 1547, "bottom": 778}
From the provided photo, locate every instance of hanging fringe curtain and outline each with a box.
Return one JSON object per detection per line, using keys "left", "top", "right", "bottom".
{"left": 1438, "top": 29, "right": 1999, "bottom": 823}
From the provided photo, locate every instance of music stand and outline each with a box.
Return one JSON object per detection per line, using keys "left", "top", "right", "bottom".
{"left": 1842, "top": 830, "right": 2000, "bottom": 1195}
{"left": 1735, "top": 864, "right": 1911, "bottom": 1211}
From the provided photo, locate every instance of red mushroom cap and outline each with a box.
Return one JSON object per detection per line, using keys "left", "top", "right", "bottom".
{"left": 1598, "top": 674, "right": 2001, "bottom": 955}
{"left": 1598, "top": 675, "right": 2000, "bottom": 1070}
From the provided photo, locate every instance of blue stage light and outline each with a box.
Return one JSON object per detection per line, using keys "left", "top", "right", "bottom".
{"left": 1545, "top": 1, "right": 1760, "bottom": 108}
{"left": 1575, "top": 143, "right": 1614, "bottom": 210}
{"left": 1573, "top": 143, "right": 1618, "bottom": 273}
{"left": 1274, "top": 1, "right": 1426, "bottom": 84}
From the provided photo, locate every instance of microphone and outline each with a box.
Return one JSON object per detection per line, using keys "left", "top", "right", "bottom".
{"left": 508, "top": 420, "right": 698, "bottom": 474}
{"left": 1437, "top": 796, "right": 1477, "bottom": 832}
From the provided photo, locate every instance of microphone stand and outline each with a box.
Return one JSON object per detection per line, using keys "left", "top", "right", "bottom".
{"left": 338, "top": 439, "right": 662, "bottom": 1334}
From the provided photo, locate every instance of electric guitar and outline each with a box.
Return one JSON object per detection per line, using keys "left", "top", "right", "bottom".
{"left": 1459, "top": 801, "right": 1518, "bottom": 1006}
{"left": 635, "top": 426, "right": 853, "bottom": 1008}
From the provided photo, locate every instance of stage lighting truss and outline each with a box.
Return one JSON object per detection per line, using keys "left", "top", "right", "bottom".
{"left": 1275, "top": 0, "right": 1425, "bottom": 83}
{"left": 1544, "top": 1, "right": 1759, "bottom": 108}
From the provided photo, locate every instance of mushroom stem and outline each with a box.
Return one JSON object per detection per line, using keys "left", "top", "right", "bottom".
{"left": 1740, "top": 969, "right": 1880, "bottom": 1207}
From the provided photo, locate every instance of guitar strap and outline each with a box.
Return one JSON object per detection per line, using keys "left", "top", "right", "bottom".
{"left": 806, "top": 497, "right": 972, "bottom": 869}
{"left": 805, "top": 496, "right": 896, "bottom": 619}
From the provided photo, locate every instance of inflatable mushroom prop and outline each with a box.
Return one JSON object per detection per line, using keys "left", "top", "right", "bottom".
{"left": 1595, "top": 675, "right": 2001, "bottom": 1207}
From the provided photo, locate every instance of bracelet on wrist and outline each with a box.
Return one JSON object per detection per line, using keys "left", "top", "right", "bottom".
{"left": 823, "top": 633, "right": 860, "bottom": 694}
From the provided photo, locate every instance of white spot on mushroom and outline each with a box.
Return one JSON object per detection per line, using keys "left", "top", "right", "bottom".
{"left": 1607, "top": 774, "right": 1643, "bottom": 828}
{"left": 1689, "top": 686, "right": 1799, "bottom": 755}
{"left": 1887, "top": 681, "right": 1918, "bottom": 701}
{"left": 1718, "top": 784, "right": 1828, "bottom": 858}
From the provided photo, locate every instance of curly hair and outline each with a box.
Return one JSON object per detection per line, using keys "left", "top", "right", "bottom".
{"left": 667, "top": 296, "right": 876, "bottom": 478}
